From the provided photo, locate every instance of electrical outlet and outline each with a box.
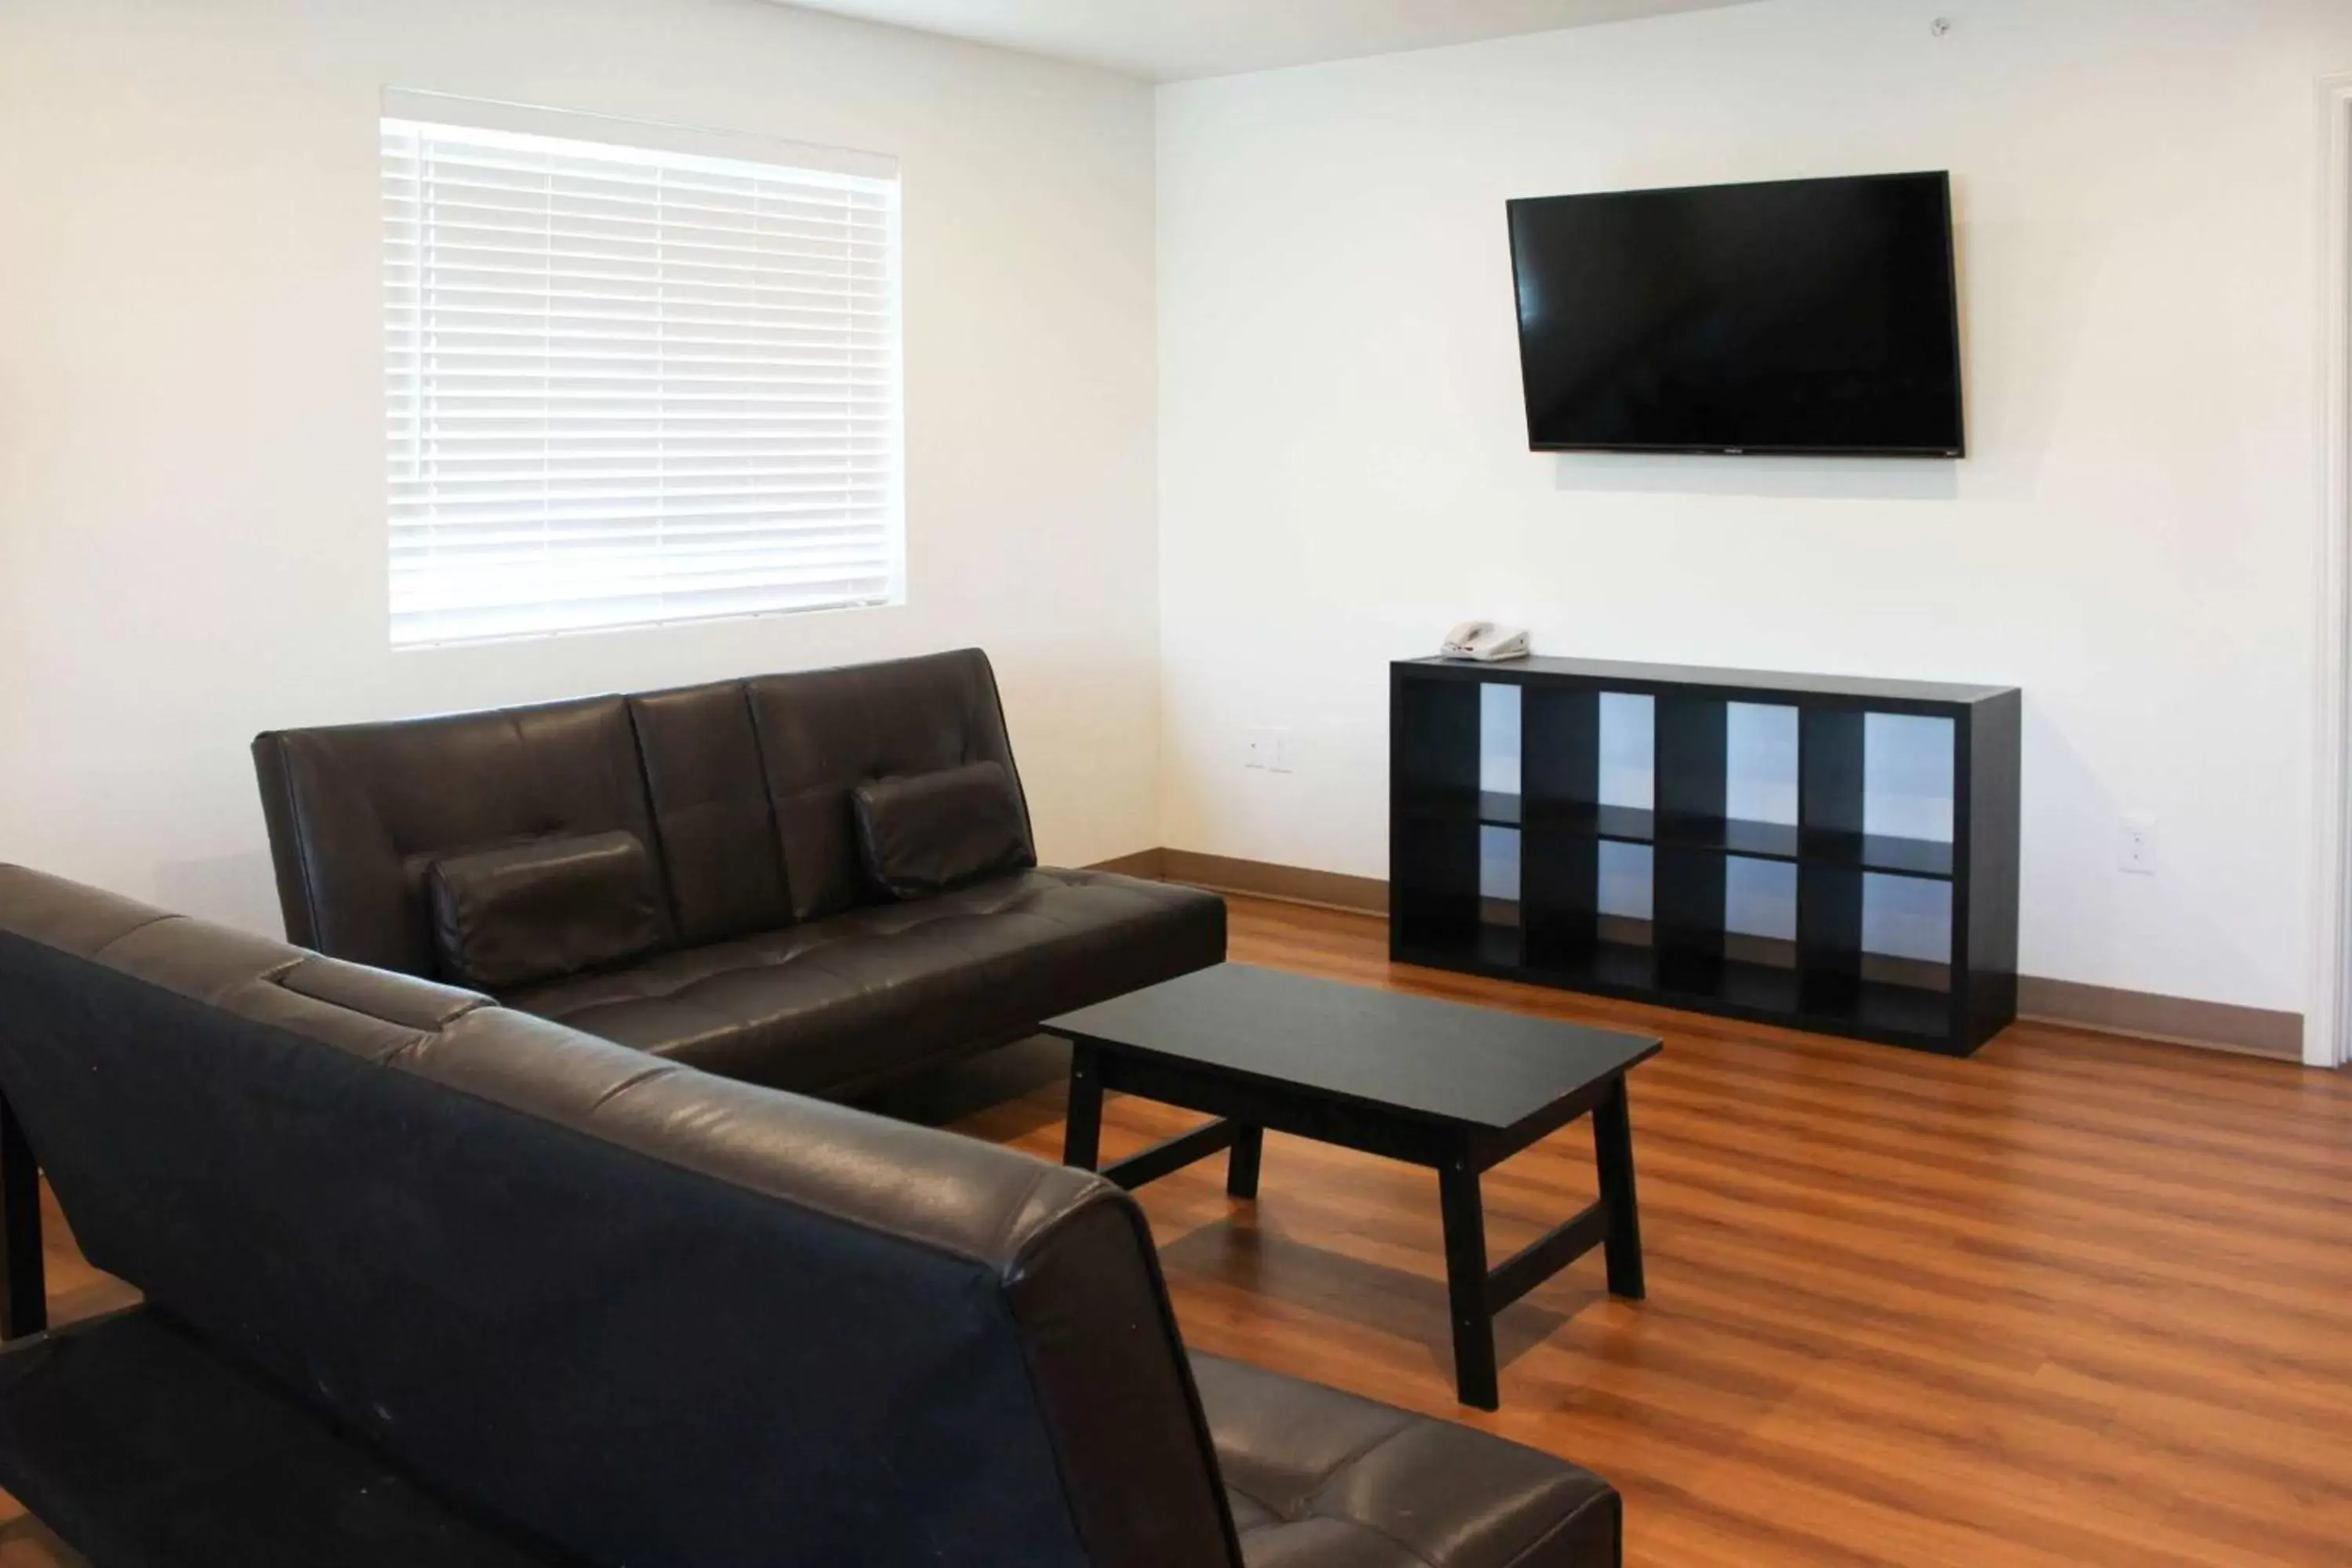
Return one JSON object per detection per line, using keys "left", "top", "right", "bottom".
{"left": 2119, "top": 814, "right": 2157, "bottom": 876}
{"left": 1245, "top": 726, "right": 1294, "bottom": 772}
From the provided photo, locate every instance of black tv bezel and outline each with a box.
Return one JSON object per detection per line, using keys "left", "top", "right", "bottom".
{"left": 1506, "top": 170, "right": 1967, "bottom": 460}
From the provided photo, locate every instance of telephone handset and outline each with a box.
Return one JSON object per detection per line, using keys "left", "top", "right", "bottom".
{"left": 1439, "top": 622, "right": 1531, "bottom": 662}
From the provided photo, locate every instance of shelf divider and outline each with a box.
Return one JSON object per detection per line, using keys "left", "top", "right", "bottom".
{"left": 1523, "top": 685, "right": 1602, "bottom": 964}
{"left": 1798, "top": 707, "right": 1867, "bottom": 1010}
{"left": 1654, "top": 695, "right": 1728, "bottom": 983}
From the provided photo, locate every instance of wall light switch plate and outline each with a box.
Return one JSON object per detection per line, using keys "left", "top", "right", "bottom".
{"left": 1269, "top": 728, "right": 1295, "bottom": 774}
{"left": 2119, "top": 814, "right": 2157, "bottom": 876}
{"left": 1245, "top": 728, "right": 1273, "bottom": 770}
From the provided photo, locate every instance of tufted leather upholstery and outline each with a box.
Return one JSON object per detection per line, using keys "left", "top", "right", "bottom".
{"left": 254, "top": 650, "right": 1225, "bottom": 1098}
{"left": 0, "top": 867, "right": 1621, "bottom": 1568}
{"left": 510, "top": 867, "right": 1218, "bottom": 1097}
{"left": 745, "top": 652, "right": 1033, "bottom": 922}
{"left": 1193, "top": 1356, "right": 1619, "bottom": 1566}
{"left": 627, "top": 679, "right": 796, "bottom": 946}
{"left": 252, "top": 695, "right": 668, "bottom": 978}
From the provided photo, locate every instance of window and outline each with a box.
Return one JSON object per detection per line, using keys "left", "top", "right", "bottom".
{"left": 381, "top": 94, "right": 902, "bottom": 645}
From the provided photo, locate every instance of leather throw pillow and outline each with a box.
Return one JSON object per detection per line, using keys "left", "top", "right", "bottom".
{"left": 851, "top": 761, "right": 1033, "bottom": 901}
{"left": 426, "top": 830, "right": 662, "bottom": 992}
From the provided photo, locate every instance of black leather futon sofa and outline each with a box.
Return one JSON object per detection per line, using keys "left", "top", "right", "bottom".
{"left": 0, "top": 866, "right": 1623, "bottom": 1567}
{"left": 252, "top": 649, "right": 1224, "bottom": 1098}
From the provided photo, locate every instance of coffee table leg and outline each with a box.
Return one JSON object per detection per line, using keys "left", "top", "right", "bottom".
{"left": 1226, "top": 1124, "right": 1263, "bottom": 1199}
{"left": 1593, "top": 1075, "right": 1645, "bottom": 1300}
{"left": 1438, "top": 1160, "right": 1498, "bottom": 1410}
{"left": 1063, "top": 1044, "right": 1103, "bottom": 1172}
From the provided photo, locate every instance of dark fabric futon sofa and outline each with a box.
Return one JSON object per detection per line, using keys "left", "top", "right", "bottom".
{"left": 0, "top": 866, "right": 1623, "bottom": 1567}
{"left": 252, "top": 649, "right": 1223, "bottom": 1098}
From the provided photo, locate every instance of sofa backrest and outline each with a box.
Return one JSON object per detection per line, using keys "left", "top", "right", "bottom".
{"left": 746, "top": 649, "right": 1036, "bottom": 922}
{"left": 252, "top": 695, "right": 670, "bottom": 978}
{"left": 0, "top": 866, "right": 1240, "bottom": 1568}
{"left": 625, "top": 680, "right": 794, "bottom": 946}
{"left": 253, "top": 649, "right": 1036, "bottom": 976}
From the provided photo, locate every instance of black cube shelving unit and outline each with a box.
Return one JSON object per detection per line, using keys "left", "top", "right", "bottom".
{"left": 1391, "top": 656, "right": 2020, "bottom": 1055}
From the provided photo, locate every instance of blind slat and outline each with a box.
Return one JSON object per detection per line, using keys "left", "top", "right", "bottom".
{"left": 383, "top": 112, "right": 902, "bottom": 647}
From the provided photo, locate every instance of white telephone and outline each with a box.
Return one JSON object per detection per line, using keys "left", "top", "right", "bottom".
{"left": 1440, "top": 622, "right": 1531, "bottom": 662}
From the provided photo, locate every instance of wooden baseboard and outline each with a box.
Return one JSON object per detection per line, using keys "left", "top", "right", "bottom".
{"left": 1153, "top": 848, "right": 1391, "bottom": 916}
{"left": 2013, "top": 977, "right": 2301, "bottom": 1062}
{"left": 1085, "top": 848, "right": 1168, "bottom": 880}
{"left": 1090, "top": 848, "right": 2303, "bottom": 1062}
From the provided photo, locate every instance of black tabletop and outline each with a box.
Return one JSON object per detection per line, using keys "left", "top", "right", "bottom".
{"left": 1045, "top": 964, "right": 1659, "bottom": 1131}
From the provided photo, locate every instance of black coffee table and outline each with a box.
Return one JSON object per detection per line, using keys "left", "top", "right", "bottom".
{"left": 1044, "top": 963, "right": 1661, "bottom": 1409}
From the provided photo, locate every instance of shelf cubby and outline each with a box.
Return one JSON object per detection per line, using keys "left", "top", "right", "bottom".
{"left": 1391, "top": 655, "right": 2020, "bottom": 1055}
{"left": 1474, "top": 797, "right": 1955, "bottom": 877}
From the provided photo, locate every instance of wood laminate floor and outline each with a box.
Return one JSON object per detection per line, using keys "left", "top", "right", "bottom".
{"left": 959, "top": 896, "right": 2352, "bottom": 1568}
{"left": 9, "top": 892, "right": 2351, "bottom": 1565}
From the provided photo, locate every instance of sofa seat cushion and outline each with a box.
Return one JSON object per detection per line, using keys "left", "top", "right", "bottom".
{"left": 506, "top": 869, "right": 1225, "bottom": 1098}
{"left": 1190, "top": 1353, "right": 1621, "bottom": 1568}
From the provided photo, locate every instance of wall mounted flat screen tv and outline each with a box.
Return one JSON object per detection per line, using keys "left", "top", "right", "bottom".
{"left": 1508, "top": 172, "right": 1964, "bottom": 457}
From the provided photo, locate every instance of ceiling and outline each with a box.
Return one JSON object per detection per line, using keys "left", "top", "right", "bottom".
{"left": 771, "top": 0, "right": 1768, "bottom": 82}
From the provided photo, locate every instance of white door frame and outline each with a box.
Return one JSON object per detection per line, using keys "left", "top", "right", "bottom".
{"left": 2310, "top": 74, "right": 2352, "bottom": 1068}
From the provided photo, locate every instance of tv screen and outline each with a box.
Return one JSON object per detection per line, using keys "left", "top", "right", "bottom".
{"left": 1507, "top": 172, "right": 1964, "bottom": 457}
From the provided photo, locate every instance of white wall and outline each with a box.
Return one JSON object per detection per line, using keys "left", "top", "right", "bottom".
{"left": 10, "top": 0, "right": 2349, "bottom": 1029}
{"left": 0, "top": 0, "right": 1160, "bottom": 934}
{"left": 1156, "top": 0, "right": 2352, "bottom": 1021}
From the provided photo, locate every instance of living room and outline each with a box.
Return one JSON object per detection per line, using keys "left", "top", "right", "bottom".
{"left": 2, "top": 0, "right": 2350, "bottom": 1563}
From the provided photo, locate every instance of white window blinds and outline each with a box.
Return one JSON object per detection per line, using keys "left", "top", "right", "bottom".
{"left": 382, "top": 100, "right": 903, "bottom": 645}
